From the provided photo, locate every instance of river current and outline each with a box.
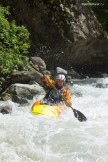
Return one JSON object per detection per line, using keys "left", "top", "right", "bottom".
{"left": 0, "top": 77, "right": 108, "bottom": 162}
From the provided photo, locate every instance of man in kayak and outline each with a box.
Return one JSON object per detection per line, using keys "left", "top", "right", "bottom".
{"left": 41, "top": 74, "right": 72, "bottom": 107}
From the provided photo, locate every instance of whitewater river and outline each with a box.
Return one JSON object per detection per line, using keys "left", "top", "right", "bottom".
{"left": 0, "top": 77, "right": 108, "bottom": 162}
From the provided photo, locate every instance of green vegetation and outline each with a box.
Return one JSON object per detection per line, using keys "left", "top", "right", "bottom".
{"left": 0, "top": 6, "right": 30, "bottom": 75}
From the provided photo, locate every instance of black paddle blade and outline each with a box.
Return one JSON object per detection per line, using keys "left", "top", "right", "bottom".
{"left": 72, "top": 108, "right": 87, "bottom": 122}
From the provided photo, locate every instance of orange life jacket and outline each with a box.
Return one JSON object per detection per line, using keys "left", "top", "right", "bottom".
{"left": 41, "top": 75, "right": 72, "bottom": 107}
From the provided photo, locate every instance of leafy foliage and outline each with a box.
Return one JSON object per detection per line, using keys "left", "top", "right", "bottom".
{"left": 0, "top": 6, "right": 30, "bottom": 74}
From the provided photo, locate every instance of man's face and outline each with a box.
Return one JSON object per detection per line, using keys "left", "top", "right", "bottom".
{"left": 56, "top": 79, "right": 64, "bottom": 88}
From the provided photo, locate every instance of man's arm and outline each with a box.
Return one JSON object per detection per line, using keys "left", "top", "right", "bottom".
{"left": 41, "top": 75, "right": 55, "bottom": 88}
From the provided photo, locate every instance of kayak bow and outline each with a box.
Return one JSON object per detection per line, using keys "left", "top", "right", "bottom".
{"left": 31, "top": 101, "right": 62, "bottom": 118}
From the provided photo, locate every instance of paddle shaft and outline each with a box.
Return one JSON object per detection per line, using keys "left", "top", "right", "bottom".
{"left": 44, "top": 76, "right": 73, "bottom": 108}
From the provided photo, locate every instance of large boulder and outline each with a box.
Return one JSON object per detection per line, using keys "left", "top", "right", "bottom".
{"left": 11, "top": 71, "right": 43, "bottom": 85}
{"left": 2, "top": 83, "right": 45, "bottom": 104}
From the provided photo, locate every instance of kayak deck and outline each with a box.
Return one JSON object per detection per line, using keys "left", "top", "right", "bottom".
{"left": 31, "top": 101, "right": 62, "bottom": 118}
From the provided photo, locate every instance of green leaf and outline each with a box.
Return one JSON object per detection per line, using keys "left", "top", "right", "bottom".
{"left": 0, "top": 5, "right": 30, "bottom": 75}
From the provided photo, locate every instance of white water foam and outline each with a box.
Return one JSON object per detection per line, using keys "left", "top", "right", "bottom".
{"left": 0, "top": 78, "right": 108, "bottom": 162}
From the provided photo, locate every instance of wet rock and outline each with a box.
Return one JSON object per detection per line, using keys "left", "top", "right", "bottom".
{"left": 11, "top": 71, "right": 43, "bottom": 85}
{"left": 1, "top": 83, "right": 45, "bottom": 104}
{"left": 96, "top": 83, "right": 108, "bottom": 88}
{"left": 56, "top": 67, "right": 68, "bottom": 75}
{"left": 42, "top": 70, "right": 51, "bottom": 76}
{"left": 12, "top": 95, "right": 28, "bottom": 104}
{"left": 30, "top": 57, "right": 46, "bottom": 71}
{"left": 0, "top": 101, "right": 12, "bottom": 114}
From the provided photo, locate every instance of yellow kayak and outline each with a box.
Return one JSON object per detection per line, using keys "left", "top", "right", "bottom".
{"left": 31, "top": 101, "right": 62, "bottom": 118}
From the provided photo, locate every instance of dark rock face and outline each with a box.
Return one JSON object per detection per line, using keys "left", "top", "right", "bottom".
{"left": 1, "top": 0, "right": 108, "bottom": 74}
{"left": 59, "top": 39, "right": 108, "bottom": 74}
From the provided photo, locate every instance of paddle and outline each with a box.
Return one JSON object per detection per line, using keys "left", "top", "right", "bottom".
{"left": 30, "top": 61, "right": 87, "bottom": 122}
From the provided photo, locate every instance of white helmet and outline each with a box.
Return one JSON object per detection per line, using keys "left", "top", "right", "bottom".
{"left": 56, "top": 74, "right": 66, "bottom": 81}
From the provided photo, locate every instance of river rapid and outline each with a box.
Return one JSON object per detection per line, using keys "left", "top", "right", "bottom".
{"left": 0, "top": 77, "right": 108, "bottom": 162}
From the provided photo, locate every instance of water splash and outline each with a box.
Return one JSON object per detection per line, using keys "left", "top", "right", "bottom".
{"left": 0, "top": 78, "right": 108, "bottom": 162}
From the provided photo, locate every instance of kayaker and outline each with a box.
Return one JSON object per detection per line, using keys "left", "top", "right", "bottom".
{"left": 41, "top": 74, "right": 72, "bottom": 107}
